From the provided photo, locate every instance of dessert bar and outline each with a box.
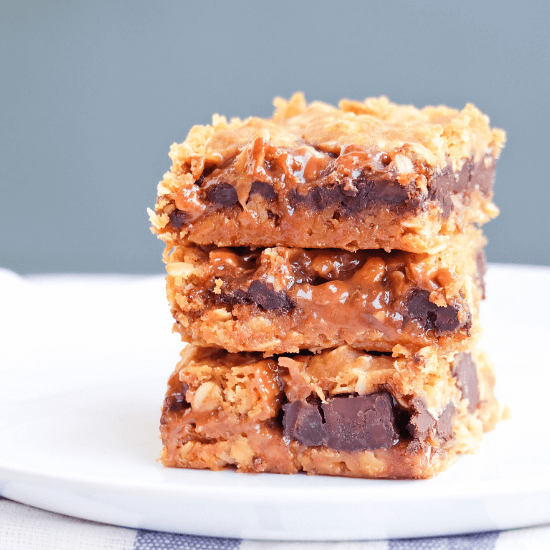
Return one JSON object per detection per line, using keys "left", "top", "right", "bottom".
{"left": 152, "top": 93, "right": 505, "bottom": 480}
{"left": 149, "top": 93, "right": 505, "bottom": 254}
{"left": 166, "top": 227, "right": 485, "bottom": 354}
{"left": 160, "top": 345, "right": 500, "bottom": 479}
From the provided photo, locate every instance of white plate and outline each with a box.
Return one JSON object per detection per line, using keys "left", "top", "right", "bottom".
{"left": 0, "top": 265, "right": 549, "bottom": 541}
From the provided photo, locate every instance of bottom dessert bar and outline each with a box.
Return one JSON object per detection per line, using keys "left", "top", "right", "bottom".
{"left": 160, "top": 345, "right": 501, "bottom": 479}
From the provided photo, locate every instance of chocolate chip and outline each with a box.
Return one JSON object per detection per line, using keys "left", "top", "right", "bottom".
{"left": 169, "top": 209, "right": 188, "bottom": 229}
{"left": 215, "top": 281, "right": 295, "bottom": 313}
{"left": 282, "top": 392, "right": 456, "bottom": 452}
{"left": 289, "top": 174, "right": 419, "bottom": 217}
{"left": 364, "top": 179, "right": 415, "bottom": 208}
{"left": 247, "top": 280, "right": 295, "bottom": 312}
{"left": 322, "top": 393, "right": 399, "bottom": 452}
{"left": 250, "top": 181, "right": 277, "bottom": 200}
{"left": 452, "top": 352, "right": 480, "bottom": 413}
{"left": 282, "top": 392, "right": 400, "bottom": 452}
{"left": 435, "top": 403, "right": 455, "bottom": 441}
{"left": 282, "top": 400, "right": 326, "bottom": 446}
{"left": 429, "top": 166, "right": 461, "bottom": 216}
{"left": 406, "top": 399, "right": 455, "bottom": 442}
{"left": 428, "top": 160, "right": 495, "bottom": 216}
{"left": 407, "top": 399, "right": 436, "bottom": 439}
{"left": 216, "top": 288, "right": 250, "bottom": 306}
{"left": 206, "top": 183, "right": 239, "bottom": 207}
{"left": 163, "top": 393, "right": 188, "bottom": 413}
{"left": 306, "top": 185, "right": 347, "bottom": 210}
{"left": 406, "top": 289, "right": 461, "bottom": 333}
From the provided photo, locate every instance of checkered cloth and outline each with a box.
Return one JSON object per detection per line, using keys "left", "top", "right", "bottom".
{"left": 1, "top": 498, "right": 549, "bottom": 549}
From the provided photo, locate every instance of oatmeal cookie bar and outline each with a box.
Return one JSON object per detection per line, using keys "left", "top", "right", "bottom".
{"left": 166, "top": 227, "right": 485, "bottom": 354}
{"left": 160, "top": 345, "right": 501, "bottom": 479}
{"left": 149, "top": 93, "right": 505, "bottom": 253}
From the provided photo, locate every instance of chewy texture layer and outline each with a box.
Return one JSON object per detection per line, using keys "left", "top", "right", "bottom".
{"left": 160, "top": 345, "right": 502, "bottom": 479}
{"left": 150, "top": 93, "right": 504, "bottom": 253}
{"left": 166, "top": 228, "right": 486, "bottom": 354}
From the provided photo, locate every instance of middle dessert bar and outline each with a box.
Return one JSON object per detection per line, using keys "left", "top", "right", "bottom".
{"left": 166, "top": 227, "right": 485, "bottom": 354}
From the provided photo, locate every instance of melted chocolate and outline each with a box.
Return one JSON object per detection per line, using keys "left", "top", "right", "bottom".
{"left": 282, "top": 392, "right": 400, "bottom": 451}
{"left": 248, "top": 280, "right": 295, "bottom": 311}
{"left": 406, "top": 289, "right": 461, "bottom": 333}
{"left": 206, "top": 182, "right": 239, "bottom": 207}
{"left": 289, "top": 176, "right": 419, "bottom": 216}
{"left": 169, "top": 209, "right": 187, "bottom": 229}
{"left": 323, "top": 393, "right": 400, "bottom": 452}
{"left": 216, "top": 280, "right": 295, "bottom": 313}
{"left": 429, "top": 160, "right": 494, "bottom": 216}
{"left": 282, "top": 400, "right": 326, "bottom": 447}
{"left": 282, "top": 391, "right": 457, "bottom": 452}
{"left": 249, "top": 181, "right": 277, "bottom": 200}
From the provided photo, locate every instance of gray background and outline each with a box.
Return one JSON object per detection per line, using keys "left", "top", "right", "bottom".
{"left": 1, "top": 0, "right": 549, "bottom": 274}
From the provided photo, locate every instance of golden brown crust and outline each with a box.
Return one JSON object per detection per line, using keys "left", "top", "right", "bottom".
{"left": 275, "top": 94, "right": 505, "bottom": 169}
{"left": 166, "top": 92, "right": 505, "bottom": 174}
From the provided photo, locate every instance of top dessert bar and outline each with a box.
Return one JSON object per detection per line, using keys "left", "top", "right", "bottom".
{"left": 150, "top": 93, "right": 505, "bottom": 253}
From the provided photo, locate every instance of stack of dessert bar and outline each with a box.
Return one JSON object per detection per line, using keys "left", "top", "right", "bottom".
{"left": 149, "top": 93, "right": 506, "bottom": 478}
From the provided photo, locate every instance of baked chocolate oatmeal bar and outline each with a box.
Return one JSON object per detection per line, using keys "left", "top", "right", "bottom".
{"left": 151, "top": 92, "right": 506, "bottom": 479}
{"left": 160, "top": 345, "right": 501, "bottom": 479}
{"left": 149, "top": 93, "right": 505, "bottom": 254}
{"left": 166, "top": 227, "right": 485, "bottom": 354}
